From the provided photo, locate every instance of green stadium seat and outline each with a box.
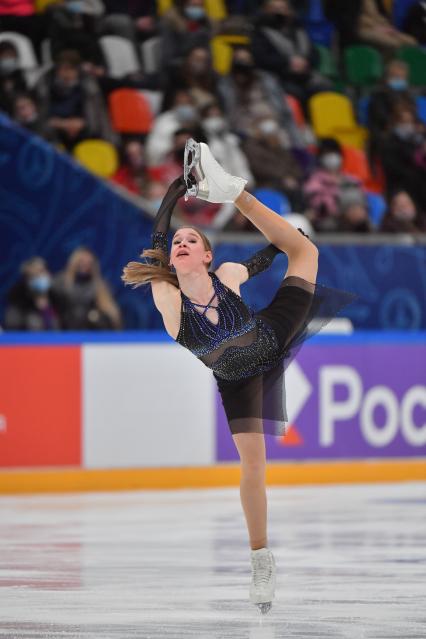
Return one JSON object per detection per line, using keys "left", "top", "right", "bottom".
{"left": 344, "top": 46, "right": 384, "bottom": 88}
{"left": 397, "top": 46, "right": 426, "bottom": 86}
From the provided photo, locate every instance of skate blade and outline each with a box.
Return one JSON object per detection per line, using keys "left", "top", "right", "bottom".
{"left": 256, "top": 602, "right": 272, "bottom": 615}
{"left": 183, "top": 138, "right": 202, "bottom": 200}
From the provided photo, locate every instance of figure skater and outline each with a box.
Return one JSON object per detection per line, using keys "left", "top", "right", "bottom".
{"left": 122, "top": 140, "right": 356, "bottom": 614}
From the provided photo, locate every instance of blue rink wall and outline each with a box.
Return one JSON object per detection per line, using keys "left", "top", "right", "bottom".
{"left": 1, "top": 115, "right": 426, "bottom": 331}
{"left": 0, "top": 330, "right": 425, "bottom": 494}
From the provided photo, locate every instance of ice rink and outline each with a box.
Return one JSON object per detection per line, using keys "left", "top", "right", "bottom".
{"left": 0, "top": 481, "right": 425, "bottom": 638}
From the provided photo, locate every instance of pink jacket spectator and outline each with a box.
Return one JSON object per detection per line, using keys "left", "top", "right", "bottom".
{"left": 0, "top": 0, "right": 34, "bottom": 15}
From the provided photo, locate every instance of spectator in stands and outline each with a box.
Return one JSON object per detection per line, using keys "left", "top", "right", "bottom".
{"left": 379, "top": 190, "right": 426, "bottom": 233}
{"left": 201, "top": 101, "right": 254, "bottom": 190}
{"left": 160, "top": 0, "right": 215, "bottom": 70}
{"left": 367, "top": 59, "right": 417, "bottom": 164}
{"left": 111, "top": 138, "right": 149, "bottom": 196}
{"left": 251, "top": 0, "right": 330, "bottom": 104}
{"left": 100, "top": 0, "right": 158, "bottom": 45}
{"left": 145, "top": 89, "right": 201, "bottom": 166}
{"left": 0, "top": 0, "right": 47, "bottom": 57}
{"left": 242, "top": 115, "right": 304, "bottom": 209}
{"left": 356, "top": 0, "right": 417, "bottom": 52}
{"left": 163, "top": 45, "right": 220, "bottom": 110}
{"left": 324, "top": 0, "right": 416, "bottom": 51}
{"left": 4, "top": 257, "right": 62, "bottom": 331}
{"left": 0, "top": 40, "right": 29, "bottom": 114}
{"left": 12, "top": 92, "right": 58, "bottom": 143}
{"left": 403, "top": 1, "right": 426, "bottom": 45}
{"left": 304, "top": 137, "right": 364, "bottom": 232}
{"left": 49, "top": 0, "right": 106, "bottom": 66}
{"left": 217, "top": 46, "right": 304, "bottom": 148}
{"left": 53, "top": 247, "right": 122, "bottom": 329}
{"left": 380, "top": 103, "right": 426, "bottom": 209}
{"left": 37, "top": 49, "right": 116, "bottom": 151}
{"left": 338, "top": 202, "right": 375, "bottom": 233}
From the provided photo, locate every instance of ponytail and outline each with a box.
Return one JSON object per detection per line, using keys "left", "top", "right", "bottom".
{"left": 121, "top": 247, "right": 178, "bottom": 288}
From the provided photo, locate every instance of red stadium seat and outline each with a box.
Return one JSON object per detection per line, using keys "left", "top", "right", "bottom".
{"left": 108, "top": 89, "right": 153, "bottom": 134}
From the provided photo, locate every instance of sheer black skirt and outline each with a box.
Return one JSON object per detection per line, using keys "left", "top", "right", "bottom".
{"left": 214, "top": 275, "right": 357, "bottom": 437}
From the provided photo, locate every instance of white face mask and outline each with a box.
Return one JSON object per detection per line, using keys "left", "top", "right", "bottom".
{"left": 320, "top": 152, "right": 342, "bottom": 171}
{"left": 202, "top": 116, "right": 226, "bottom": 135}
{"left": 174, "top": 104, "right": 197, "bottom": 123}
{"left": 258, "top": 119, "right": 279, "bottom": 135}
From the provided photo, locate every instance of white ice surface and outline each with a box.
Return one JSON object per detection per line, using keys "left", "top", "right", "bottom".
{"left": 0, "top": 482, "right": 425, "bottom": 638}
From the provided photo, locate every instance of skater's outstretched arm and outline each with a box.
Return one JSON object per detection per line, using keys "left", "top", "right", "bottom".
{"left": 122, "top": 177, "right": 186, "bottom": 298}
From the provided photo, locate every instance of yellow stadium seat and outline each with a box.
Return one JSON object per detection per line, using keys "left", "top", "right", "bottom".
{"left": 156, "top": 0, "right": 172, "bottom": 16}
{"left": 308, "top": 92, "right": 368, "bottom": 149}
{"left": 73, "top": 139, "right": 119, "bottom": 179}
{"left": 35, "top": 0, "right": 60, "bottom": 12}
{"left": 205, "top": 0, "right": 227, "bottom": 19}
{"left": 211, "top": 34, "right": 250, "bottom": 75}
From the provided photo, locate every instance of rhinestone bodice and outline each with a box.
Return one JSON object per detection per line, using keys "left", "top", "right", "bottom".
{"left": 175, "top": 272, "right": 282, "bottom": 381}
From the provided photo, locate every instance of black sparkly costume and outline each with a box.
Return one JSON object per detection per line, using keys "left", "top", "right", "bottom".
{"left": 146, "top": 177, "right": 357, "bottom": 437}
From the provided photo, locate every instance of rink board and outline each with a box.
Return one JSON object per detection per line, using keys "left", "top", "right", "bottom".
{"left": 0, "top": 331, "right": 425, "bottom": 491}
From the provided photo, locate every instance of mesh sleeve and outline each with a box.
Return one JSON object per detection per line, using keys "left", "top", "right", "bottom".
{"left": 150, "top": 176, "right": 187, "bottom": 253}
{"left": 239, "top": 244, "right": 282, "bottom": 279}
{"left": 239, "top": 228, "right": 313, "bottom": 278}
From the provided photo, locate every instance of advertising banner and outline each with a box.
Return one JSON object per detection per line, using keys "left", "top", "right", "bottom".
{"left": 0, "top": 345, "right": 81, "bottom": 467}
{"left": 216, "top": 340, "right": 426, "bottom": 461}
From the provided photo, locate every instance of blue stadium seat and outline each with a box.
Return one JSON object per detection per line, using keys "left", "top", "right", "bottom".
{"left": 304, "top": 0, "right": 325, "bottom": 20}
{"left": 253, "top": 188, "right": 291, "bottom": 216}
{"left": 392, "top": 0, "right": 418, "bottom": 28}
{"left": 366, "top": 192, "right": 386, "bottom": 227}
{"left": 416, "top": 95, "right": 426, "bottom": 124}
{"left": 357, "top": 95, "right": 371, "bottom": 125}
{"left": 303, "top": 20, "right": 334, "bottom": 47}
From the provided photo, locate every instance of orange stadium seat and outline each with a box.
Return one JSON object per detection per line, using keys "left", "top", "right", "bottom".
{"left": 308, "top": 91, "right": 368, "bottom": 149}
{"left": 342, "top": 146, "right": 371, "bottom": 185}
{"left": 285, "top": 95, "right": 306, "bottom": 127}
{"left": 108, "top": 89, "right": 153, "bottom": 134}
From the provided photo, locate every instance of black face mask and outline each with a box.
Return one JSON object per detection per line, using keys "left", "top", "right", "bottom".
{"left": 263, "top": 13, "right": 289, "bottom": 28}
{"left": 231, "top": 61, "right": 255, "bottom": 76}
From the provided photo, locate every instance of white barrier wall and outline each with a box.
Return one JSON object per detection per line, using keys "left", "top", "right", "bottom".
{"left": 83, "top": 344, "right": 215, "bottom": 468}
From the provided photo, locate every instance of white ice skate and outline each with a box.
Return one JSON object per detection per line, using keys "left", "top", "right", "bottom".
{"left": 183, "top": 138, "right": 247, "bottom": 203}
{"left": 249, "top": 547, "right": 276, "bottom": 615}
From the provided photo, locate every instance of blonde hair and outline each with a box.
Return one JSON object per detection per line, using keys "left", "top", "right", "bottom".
{"left": 122, "top": 225, "right": 213, "bottom": 289}
{"left": 63, "top": 247, "right": 122, "bottom": 329}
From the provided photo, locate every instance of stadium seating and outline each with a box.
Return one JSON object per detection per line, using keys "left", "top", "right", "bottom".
{"left": 342, "top": 146, "right": 371, "bottom": 185}
{"left": 99, "top": 35, "right": 141, "bottom": 79}
{"left": 253, "top": 188, "right": 291, "bottom": 216}
{"left": 0, "top": 31, "right": 37, "bottom": 70}
{"left": 397, "top": 46, "right": 426, "bottom": 86}
{"left": 308, "top": 92, "right": 368, "bottom": 149}
{"left": 73, "top": 139, "right": 119, "bottom": 178}
{"left": 211, "top": 35, "right": 251, "bottom": 75}
{"left": 315, "top": 44, "right": 339, "bottom": 81}
{"left": 108, "top": 89, "right": 153, "bottom": 134}
{"left": 392, "top": 0, "right": 418, "bottom": 28}
{"left": 344, "top": 46, "right": 384, "bottom": 88}
{"left": 366, "top": 192, "right": 386, "bottom": 227}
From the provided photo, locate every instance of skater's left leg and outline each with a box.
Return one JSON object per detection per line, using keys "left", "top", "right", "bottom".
{"left": 232, "top": 432, "right": 268, "bottom": 551}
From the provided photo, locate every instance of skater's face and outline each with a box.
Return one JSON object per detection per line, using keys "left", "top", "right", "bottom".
{"left": 170, "top": 228, "right": 212, "bottom": 273}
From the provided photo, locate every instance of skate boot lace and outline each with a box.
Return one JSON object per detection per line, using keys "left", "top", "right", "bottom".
{"left": 252, "top": 552, "right": 273, "bottom": 589}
